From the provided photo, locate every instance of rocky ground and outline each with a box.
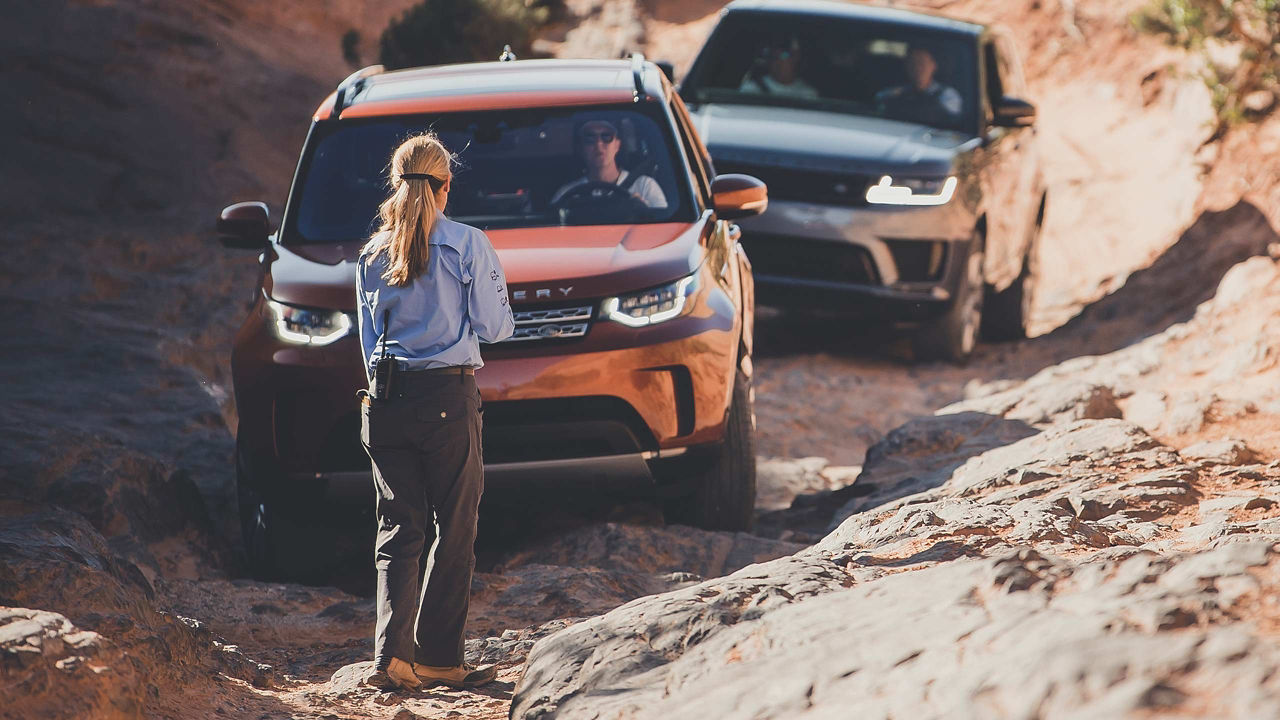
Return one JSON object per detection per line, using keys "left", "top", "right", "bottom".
{"left": 514, "top": 252, "right": 1280, "bottom": 718}
{"left": 4, "top": 0, "right": 1280, "bottom": 718}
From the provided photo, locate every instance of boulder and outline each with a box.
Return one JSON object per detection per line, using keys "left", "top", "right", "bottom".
{"left": 0, "top": 501, "right": 273, "bottom": 713}
{"left": 1182, "top": 439, "right": 1259, "bottom": 466}
{"left": 940, "top": 380, "right": 1123, "bottom": 426}
{"left": 825, "top": 412, "right": 1039, "bottom": 524}
{"left": 512, "top": 544, "right": 1280, "bottom": 719}
{"left": 1, "top": 438, "right": 228, "bottom": 578}
{"left": 0, "top": 608, "right": 143, "bottom": 720}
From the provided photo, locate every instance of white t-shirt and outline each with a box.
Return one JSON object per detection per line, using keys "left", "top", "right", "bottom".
{"left": 739, "top": 74, "right": 819, "bottom": 100}
{"left": 551, "top": 170, "right": 668, "bottom": 209}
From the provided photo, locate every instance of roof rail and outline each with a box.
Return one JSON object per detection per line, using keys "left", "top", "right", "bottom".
{"left": 630, "top": 52, "right": 647, "bottom": 102}
{"left": 330, "top": 64, "right": 384, "bottom": 120}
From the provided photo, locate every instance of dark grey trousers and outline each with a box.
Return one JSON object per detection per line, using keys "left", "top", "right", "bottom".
{"left": 360, "top": 370, "right": 483, "bottom": 669}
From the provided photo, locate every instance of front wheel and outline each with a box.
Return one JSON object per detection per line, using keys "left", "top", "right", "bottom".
{"left": 981, "top": 254, "right": 1033, "bottom": 342}
{"left": 663, "top": 371, "right": 757, "bottom": 531}
{"left": 236, "top": 438, "right": 333, "bottom": 583}
{"left": 912, "top": 235, "right": 985, "bottom": 364}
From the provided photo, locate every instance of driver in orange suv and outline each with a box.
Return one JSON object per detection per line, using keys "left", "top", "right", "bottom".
{"left": 552, "top": 116, "right": 668, "bottom": 209}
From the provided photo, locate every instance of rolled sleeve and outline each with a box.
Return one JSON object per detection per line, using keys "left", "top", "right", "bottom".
{"left": 467, "top": 232, "right": 515, "bottom": 343}
{"left": 355, "top": 259, "right": 378, "bottom": 382}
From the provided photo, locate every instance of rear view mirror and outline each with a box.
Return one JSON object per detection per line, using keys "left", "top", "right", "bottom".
{"left": 711, "top": 174, "right": 767, "bottom": 220}
{"left": 218, "top": 201, "right": 271, "bottom": 249}
{"left": 993, "top": 96, "right": 1036, "bottom": 127}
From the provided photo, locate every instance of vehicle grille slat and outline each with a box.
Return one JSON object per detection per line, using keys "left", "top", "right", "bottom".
{"left": 491, "top": 304, "right": 594, "bottom": 343}
{"left": 512, "top": 306, "right": 594, "bottom": 325}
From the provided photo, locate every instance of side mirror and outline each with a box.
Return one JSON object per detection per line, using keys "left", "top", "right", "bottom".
{"left": 218, "top": 201, "right": 271, "bottom": 249}
{"left": 711, "top": 174, "right": 767, "bottom": 220}
{"left": 992, "top": 96, "right": 1036, "bottom": 127}
{"left": 655, "top": 60, "right": 676, "bottom": 84}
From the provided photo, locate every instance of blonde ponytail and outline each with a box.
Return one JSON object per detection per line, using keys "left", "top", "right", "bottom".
{"left": 363, "top": 132, "right": 455, "bottom": 287}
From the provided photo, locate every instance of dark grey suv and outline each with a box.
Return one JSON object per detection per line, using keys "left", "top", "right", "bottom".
{"left": 681, "top": 0, "right": 1046, "bottom": 361}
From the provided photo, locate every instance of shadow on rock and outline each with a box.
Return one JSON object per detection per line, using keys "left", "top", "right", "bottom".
{"left": 757, "top": 412, "right": 1039, "bottom": 538}
{"left": 1035, "top": 199, "right": 1278, "bottom": 358}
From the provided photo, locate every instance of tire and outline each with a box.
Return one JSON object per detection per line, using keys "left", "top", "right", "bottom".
{"left": 981, "top": 255, "right": 1032, "bottom": 342}
{"left": 912, "top": 235, "right": 984, "bottom": 364}
{"left": 236, "top": 437, "right": 333, "bottom": 583}
{"left": 982, "top": 219, "right": 1039, "bottom": 342}
{"left": 664, "top": 371, "right": 757, "bottom": 531}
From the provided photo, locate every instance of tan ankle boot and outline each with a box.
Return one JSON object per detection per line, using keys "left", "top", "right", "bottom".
{"left": 412, "top": 662, "right": 497, "bottom": 689}
{"left": 366, "top": 657, "right": 422, "bottom": 691}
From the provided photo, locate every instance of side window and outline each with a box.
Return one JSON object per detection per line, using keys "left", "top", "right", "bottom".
{"left": 668, "top": 95, "right": 714, "bottom": 207}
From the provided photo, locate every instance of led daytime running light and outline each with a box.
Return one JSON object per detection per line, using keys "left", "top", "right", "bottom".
{"left": 602, "top": 274, "right": 697, "bottom": 327}
{"left": 266, "top": 298, "right": 352, "bottom": 346}
{"left": 866, "top": 175, "right": 958, "bottom": 206}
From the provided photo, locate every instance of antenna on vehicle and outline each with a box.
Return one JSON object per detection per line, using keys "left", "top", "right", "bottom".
{"left": 630, "top": 52, "right": 647, "bottom": 102}
{"left": 499, "top": 44, "right": 517, "bottom": 62}
{"left": 330, "top": 64, "right": 384, "bottom": 120}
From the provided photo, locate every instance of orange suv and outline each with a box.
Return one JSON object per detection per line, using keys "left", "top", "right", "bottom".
{"left": 217, "top": 57, "right": 766, "bottom": 580}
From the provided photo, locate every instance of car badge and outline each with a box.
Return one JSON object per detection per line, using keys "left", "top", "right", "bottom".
{"left": 513, "top": 287, "right": 574, "bottom": 301}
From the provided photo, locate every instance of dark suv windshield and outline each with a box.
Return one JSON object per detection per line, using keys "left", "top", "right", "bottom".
{"left": 286, "top": 104, "right": 694, "bottom": 244}
{"left": 683, "top": 14, "right": 977, "bottom": 134}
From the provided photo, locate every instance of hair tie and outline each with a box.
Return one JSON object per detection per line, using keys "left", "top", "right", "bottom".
{"left": 399, "top": 173, "right": 446, "bottom": 190}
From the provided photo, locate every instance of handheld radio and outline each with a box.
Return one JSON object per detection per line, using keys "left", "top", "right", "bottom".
{"left": 372, "top": 309, "right": 398, "bottom": 400}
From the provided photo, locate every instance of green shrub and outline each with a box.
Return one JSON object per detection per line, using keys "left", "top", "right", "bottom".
{"left": 378, "top": 0, "right": 550, "bottom": 70}
{"left": 1133, "top": 0, "right": 1278, "bottom": 129}
{"left": 341, "top": 29, "right": 361, "bottom": 67}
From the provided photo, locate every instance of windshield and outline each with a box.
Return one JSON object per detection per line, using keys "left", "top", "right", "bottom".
{"left": 682, "top": 14, "right": 978, "bottom": 134}
{"left": 286, "top": 104, "right": 694, "bottom": 244}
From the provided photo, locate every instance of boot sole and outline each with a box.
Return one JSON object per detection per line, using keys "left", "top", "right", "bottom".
{"left": 417, "top": 673, "right": 497, "bottom": 689}
{"left": 365, "top": 674, "right": 422, "bottom": 692}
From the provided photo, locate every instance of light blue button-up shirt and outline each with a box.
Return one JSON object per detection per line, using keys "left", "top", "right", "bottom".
{"left": 356, "top": 213, "right": 515, "bottom": 379}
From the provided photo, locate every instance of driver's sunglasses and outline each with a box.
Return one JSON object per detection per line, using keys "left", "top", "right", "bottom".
{"left": 580, "top": 130, "right": 616, "bottom": 145}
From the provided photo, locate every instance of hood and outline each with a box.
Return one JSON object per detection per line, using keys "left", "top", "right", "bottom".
{"left": 264, "top": 222, "right": 704, "bottom": 311}
{"left": 264, "top": 242, "right": 360, "bottom": 311}
{"left": 486, "top": 222, "right": 703, "bottom": 303}
{"left": 689, "top": 102, "right": 974, "bottom": 176}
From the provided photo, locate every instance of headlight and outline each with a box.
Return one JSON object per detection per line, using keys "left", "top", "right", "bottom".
{"left": 601, "top": 272, "right": 699, "bottom": 327}
{"left": 265, "top": 297, "right": 352, "bottom": 345}
{"left": 865, "top": 175, "right": 957, "bottom": 206}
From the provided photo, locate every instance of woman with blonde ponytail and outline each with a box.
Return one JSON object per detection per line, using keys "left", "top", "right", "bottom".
{"left": 355, "top": 132, "right": 514, "bottom": 691}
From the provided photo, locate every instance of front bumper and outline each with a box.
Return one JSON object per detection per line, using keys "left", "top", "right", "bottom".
{"left": 737, "top": 197, "right": 976, "bottom": 319}
{"left": 230, "top": 269, "right": 740, "bottom": 496}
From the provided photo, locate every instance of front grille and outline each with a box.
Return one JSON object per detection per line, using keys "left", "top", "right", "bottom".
{"left": 494, "top": 304, "right": 593, "bottom": 343}
{"left": 716, "top": 161, "right": 875, "bottom": 208}
{"left": 739, "top": 232, "right": 880, "bottom": 285}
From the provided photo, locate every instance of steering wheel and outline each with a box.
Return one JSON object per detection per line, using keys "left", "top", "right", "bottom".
{"left": 551, "top": 181, "right": 637, "bottom": 209}
{"left": 551, "top": 181, "right": 649, "bottom": 224}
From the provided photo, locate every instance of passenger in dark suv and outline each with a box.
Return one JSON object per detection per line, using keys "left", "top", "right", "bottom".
{"left": 681, "top": 0, "right": 1047, "bottom": 361}
{"left": 217, "top": 56, "right": 767, "bottom": 581}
